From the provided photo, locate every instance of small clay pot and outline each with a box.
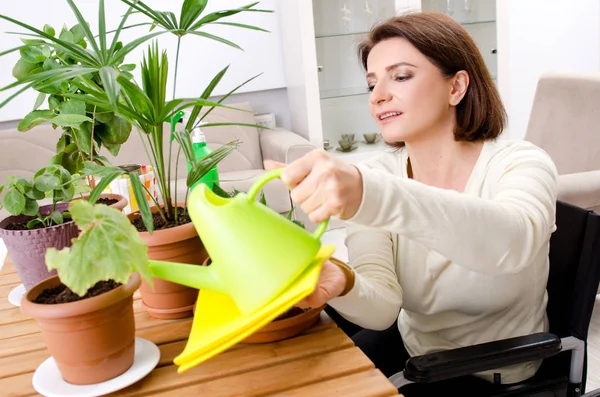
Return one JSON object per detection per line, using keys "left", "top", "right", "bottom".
{"left": 20, "top": 273, "right": 141, "bottom": 385}
{"left": 130, "top": 203, "right": 207, "bottom": 319}
{"left": 0, "top": 203, "right": 79, "bottom": 291}
{"left": 72, "top": 193, "right": 128, "bottom": 212}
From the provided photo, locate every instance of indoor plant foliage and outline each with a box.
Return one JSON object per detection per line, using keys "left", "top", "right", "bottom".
{"left": 20, "top": 200, "right": 151, "bottom": 385}
{"left": 0, "top": 164, "right": 90, "bottom": 290}
{"left": 0, "top": 0, "right": 272, "bottom": 320}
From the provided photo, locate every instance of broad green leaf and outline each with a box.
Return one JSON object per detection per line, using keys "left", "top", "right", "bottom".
{"left": 51, "top": 114, "right": 93, "bottom": 128}
{"left": 81, "top": 161, "right": 124, "bottom": 179}
{"left": 58, "top": 99, "right": 86, "bottom": 115}
{"left": 12, "top": 58, "right": 38, "bottom": 80}
{"left": 120, "top": 63, "right": 136, "bottom": 72}
{"left": 104, "top": 115, "right": 131, "bottom": 144}
{"left": 45, "top": 200, "right": 151, "bottom": 296}
{"left": 43, "top": 24, "right": 55, "bottom": 37}
{"left": 99, "top": 66, "right": 120, "bottom": 109}
{"left": 13, "top": 177, "right": 32, "bottom": 191}
{"left": 102, "top": 141, "right": 121, "bottom": 157}
{"left": 34, "top": 174, "right": 61, "bottom": 192}
{"left": 22, "top": 199, "right": 39, "bottom": 216}
{"left": 19, "top": 46, "right": 47, "bottom": 63}
{"left": 33, "top": 92, "right": 46, "bottom": 110}
{"left": 70, "top": 24, "right": 85, "bottom": 43}
{"left": 27, "top": 219, "right": 43, "bottom": 229}
{"left": 129, "top": 172, "right": 153, "bottom": 233}
{"left": 3, "top": 190, "right": 26, "bottom": 215}
{"left": 94, "top": 110, "right": 114, "bottom": 124}
{"left": 59, "top": 30, "right": 74, "bottom": 44}
{"left": 48, "top": 95, "right": 61, "bottom": 109}
{"left": 42, "top": 58, "right": 59, "bottom": 71}
{"left": 25, "top": 187, "right": 44, "bottom": 200}
{"left": 49, "top": 211, "right": 64, "bottom": 225}
{"left": 17, "top": 109, "right": 55, "bottom": 131}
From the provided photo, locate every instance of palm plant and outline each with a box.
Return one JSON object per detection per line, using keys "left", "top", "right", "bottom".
{"left": 0, "top": 0, "right": 272, "bottom": 233}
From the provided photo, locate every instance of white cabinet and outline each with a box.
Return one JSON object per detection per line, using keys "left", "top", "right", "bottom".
{"left": 277, "top": 0, "right": 498, "bottom": 164}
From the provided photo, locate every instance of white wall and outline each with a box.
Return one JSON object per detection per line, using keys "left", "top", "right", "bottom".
{"left": 0, "top": 0, "right": 287, "bottom": 123}
{"left": 497, "top": 0, "right": 600, "bottom": 140}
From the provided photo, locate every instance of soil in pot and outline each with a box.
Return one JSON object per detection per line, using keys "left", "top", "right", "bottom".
{"left": 132, "top": 206, "right": 191, "bottom": 232}
{"left": 96, "top": 197, "right": 118, "bottom": 206}
{"left": 21, "top": 274, "right": 140, "bottom": 385}
{"left": 130, "top": 204, "right": 206, "bottom": 320}
{"left": 34, "top": 280, "right": 121, "bottom": 304}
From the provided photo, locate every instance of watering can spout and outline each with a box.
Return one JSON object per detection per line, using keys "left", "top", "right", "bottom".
{"left": 149, "top": 260, "right": 224, "bottom": 294}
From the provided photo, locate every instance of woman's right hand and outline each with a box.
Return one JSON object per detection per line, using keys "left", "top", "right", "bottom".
{"left": 264, "top": 149, "right": 364, "bottom": 224}
{"left": 295, "top": 259, "right": 349, "bottom": 309}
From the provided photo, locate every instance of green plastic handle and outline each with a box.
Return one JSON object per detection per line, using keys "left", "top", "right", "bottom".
{"left": 248, "top": 168, "right": 329, "bottom": 239}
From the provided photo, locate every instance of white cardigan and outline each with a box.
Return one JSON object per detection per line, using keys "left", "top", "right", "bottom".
{"left": 328, "top": 139, "right": 558, "bottom": 384}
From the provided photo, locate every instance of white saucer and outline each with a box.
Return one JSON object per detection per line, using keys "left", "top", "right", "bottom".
{"left": 32, "top": 337, "right": 160, "bottom": 397}
{"left": 8, "top": 284, "right": 25, "bottom": 307}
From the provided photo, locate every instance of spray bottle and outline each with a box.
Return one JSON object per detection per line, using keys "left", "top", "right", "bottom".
{"left": 188, "top": 122, "right": 220, "bottom": 191}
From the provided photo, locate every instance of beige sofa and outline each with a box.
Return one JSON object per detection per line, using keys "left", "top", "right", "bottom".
{"left": 0, "top": 102, "right": 316, "bottom": 218}
{"left": 524, "top": 72, "right": 600, "bottom": 213}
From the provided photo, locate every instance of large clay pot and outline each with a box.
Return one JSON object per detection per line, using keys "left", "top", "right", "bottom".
{"left": 73, "top": 193, "right": 128, "bottom": 212}
{"left": 20, "top": 273, "right": 141, "bottom": 385}
{"left": 130, "top": 203, "right": 207, "bottom": 319}
{"left": 0, "top": 203, "right": 79, "bottom": 291}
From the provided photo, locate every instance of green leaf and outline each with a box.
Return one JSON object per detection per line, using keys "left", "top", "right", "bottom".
{"left": 189, "top": 3, "right": 272, "bottom": 30}
{"left": 34, "top": 175, "right": 61, "bottom": 192}
{"left": 98, "top": 0, "right": 107, "bottom": 57}
{"left": 70, "top": 24, "right": 85, "bottom": 44}
{"left": 87, "top": 170, "right": 122, "bottom": 204}
{"left": 12, "top": 58, "right": 39, "bottom": 80}
{"left": 25, "top": 187, "right": 44, "bottom": 201}
{"left": 184, "top": 65, "right": 228, "bottom": 131}
{"left": 172, "top": 129, "right": 195, "bottom": 166}
{"left": 212, "top": 183, "right": 233, "bottom": 198}
{"left": 198, "top": 72, "right": 262, "bottom": 123}
{"left": 17, "top": 109, "right": 55, "bottom": 131}
{"left": 187, "top": 140, "right": 240, "bottom": 188}
{"left": 19, "top": 46, "right": 47, "bottom": 63}
{"left": 48, "top": 95, "right": 61, "bottom": 110}
{"left": 186, "top": 31, "right": 242, "bottom": 51}
{"left": 49, "top": 211, "right": 64, "bottom": 225}
{"left": 43, "top": 24, "right": 55, "bottom": 37}
{"left": 59, "top": 30, "right": 74, "bottom": 44}
{"left": 120, "top": 63, "right": 136, "bottom": 72}
{"left": 22, "top": 199, "right": 39, "bottom": 216}
{"left": 211, "top": 21, "right": 269, "bottom": 33}
{"left": 45, "top": 200, "right": 151, "bottom": 296}
{"left": 81, "top": 161, "right": 124, "bottom": 179}
{"left": 103, "top": 141, "right": 121, "bottom": 157}
{"left": 58, "top": 99, "right": 86, "bottom": 115}
{"left": 99, "top": 66, "right": 120, "bottom": 109}
{"left": 51, "top": 114, "right": 93, "bottom": 128}
{"left": 104, "top": 115, "right": 132, "bottom": 144}
{"left": 27, "top": 219, "right": 43, "bottom": 229}
{"left": 94, "top": 110, "right": 114, "bottom": 124}
{"left": 3, "top": 190, "right": 26, "bottom": 215}
{"left": 129, "top": 172, "right": 153, "bottom": 233}
{"left": 259, "top": 191, "right": 267, "bottom": 206}
{"left": 33, "top": 92, "right": 46, "bottom": 110}
{"left": 65, "top": 0, "right": 101, "bottom": 56}
{"left": 180, "top": 0, "right": 208, "bottom": 30}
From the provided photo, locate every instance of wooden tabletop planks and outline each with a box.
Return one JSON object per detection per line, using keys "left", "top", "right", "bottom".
{"left": 0, "top": 259, "right": 399, "bottom": 397}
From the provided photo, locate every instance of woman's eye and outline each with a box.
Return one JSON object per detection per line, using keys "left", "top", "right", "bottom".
{"left": 367, "top": 85, "right": 375, "bottom": 92}
{"left": 394, "top": 75, "right": 411, "bottom": 82}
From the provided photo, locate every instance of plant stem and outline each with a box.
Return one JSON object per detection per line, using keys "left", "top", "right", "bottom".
{"left": 173, "top": 37, "right": 181, "bottom": 100}
{"left": 173, "top": 145, "right": 182, "bottom": 224}
{"left": 89, "top": 105, "right": 97, "bottom": 189}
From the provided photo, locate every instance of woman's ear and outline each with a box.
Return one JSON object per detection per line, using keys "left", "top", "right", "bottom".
{"left": 449, "top": 70, "right": 469, "bottom": 106}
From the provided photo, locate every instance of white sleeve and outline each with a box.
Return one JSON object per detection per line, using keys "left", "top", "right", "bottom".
{"left": 327, "top": 223, "right": 403, "bottom": 331}
{"left": 346, "top": 143, "right": 558, "bottom": 275}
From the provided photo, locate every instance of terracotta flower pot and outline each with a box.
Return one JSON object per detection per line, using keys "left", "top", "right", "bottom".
{"left": 129, "top": 203, "right": 208, "bottom": 319}
{"left": 72, "top": 193, "right": 128, "bottom": 212}
{"left": 242, "top": 305, "right": 325, "bottom": 344}
{"left": 20, "top": 273, "right": 141, "bottom": 385}
{"left": 0, "top": 203, "right": 79, "bottom": 291}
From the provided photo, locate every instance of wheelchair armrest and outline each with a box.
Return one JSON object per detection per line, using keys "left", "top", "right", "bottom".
{"left": 404, "top": 332, "right": 561, "bottom": 383}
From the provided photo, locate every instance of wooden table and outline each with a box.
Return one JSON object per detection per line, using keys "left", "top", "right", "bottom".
{"left": 0, "top": 258, "right": 400, "bottom": 396}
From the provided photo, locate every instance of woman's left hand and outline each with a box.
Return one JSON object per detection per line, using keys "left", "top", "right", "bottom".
{"left": 264, "top": 149, "right": 363, "bottom": 223}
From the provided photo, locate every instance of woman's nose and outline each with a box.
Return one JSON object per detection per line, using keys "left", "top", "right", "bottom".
{"left": 370, "top": 82, "right": 392, "bottom": 105}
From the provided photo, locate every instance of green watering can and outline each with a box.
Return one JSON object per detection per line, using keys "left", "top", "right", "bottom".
{"left": 148, "top": 168, "right": 329, "bottom": 316}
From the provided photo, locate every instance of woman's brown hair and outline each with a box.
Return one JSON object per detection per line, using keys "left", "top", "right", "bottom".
{"left": 358, "top": 12, "right": 506, "bottom": 144}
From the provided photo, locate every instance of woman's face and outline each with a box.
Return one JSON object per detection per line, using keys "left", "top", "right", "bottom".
{"left": 366, "top": 37, "right": 460, "bottom": 144}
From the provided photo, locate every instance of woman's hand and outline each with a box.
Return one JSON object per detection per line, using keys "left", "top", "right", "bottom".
{"left": 295, "top": 259, "right": 348, "bottom": 309}
{"left": 264, "top": 150, "right": 363, "bottom": 223}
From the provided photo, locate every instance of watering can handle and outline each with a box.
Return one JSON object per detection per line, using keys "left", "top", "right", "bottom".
{"left": 248, "top": 168, "right": 329, "bottom": 239}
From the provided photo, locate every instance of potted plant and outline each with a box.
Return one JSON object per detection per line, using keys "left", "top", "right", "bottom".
{"left": 20, "top": 199, "right": 152, "bottom": 385}
{"left": 208, "top": 186, "right": 325, "bottom": 343}
{"left": 0, "top": 164, "right": 90, "bottom": 290}
{"left": 7, "top": 21, "right": 134, "bottom": 207}
{"left": 0, "top": 0, "right": 272, "bottom": 318}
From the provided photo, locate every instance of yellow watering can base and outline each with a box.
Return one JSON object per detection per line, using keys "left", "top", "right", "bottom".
{"left": 173, "top": 245, "right": 335, "bottom": 373}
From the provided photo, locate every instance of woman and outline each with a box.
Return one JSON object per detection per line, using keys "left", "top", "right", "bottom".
{"left": 265, "top": 12, "right": 557, "bottom": 394}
